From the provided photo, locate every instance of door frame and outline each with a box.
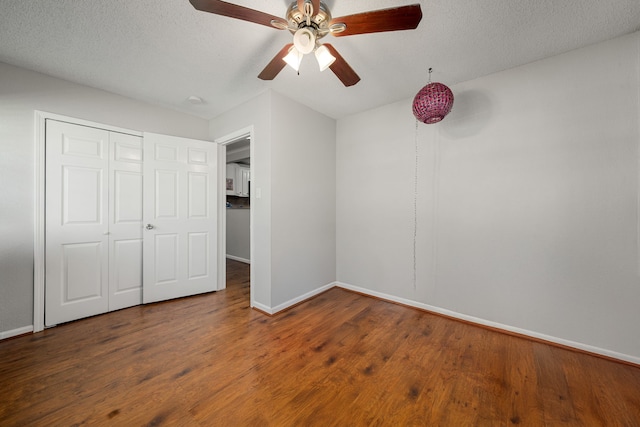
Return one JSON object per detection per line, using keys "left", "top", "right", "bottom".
{"left": 33, "top": 111, "right": 142, "bottom": 332}
{"left": 214, "top": 126, "right": 255, "bottom": 307}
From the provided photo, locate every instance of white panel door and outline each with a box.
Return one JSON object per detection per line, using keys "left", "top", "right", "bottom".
{"left": 108, "top": 132, "right": 143, "bottom": 310}
{"left": 45, "top": 120, "right": 110, "bottom": 326}
{"left": 142, "top": 133, "right": 218, "bottom": 303}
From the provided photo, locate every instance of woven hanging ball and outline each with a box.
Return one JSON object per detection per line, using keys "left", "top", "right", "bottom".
{"left": 412, "top": 82, "right": 454, "bottom": 124}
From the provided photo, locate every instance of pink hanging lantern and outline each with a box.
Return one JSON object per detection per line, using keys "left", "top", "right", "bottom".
{"left": 412, "top": 69, "right": 454, "bottom": 124}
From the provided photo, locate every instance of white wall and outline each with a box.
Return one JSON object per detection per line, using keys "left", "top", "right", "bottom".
{"left": 0, "top": 62, "right": 210, "bottom": 337}
{"left": 210, "top": 90, "right": 336, "bottom": 311}
{"left": 337, "top": 32, "right": 640, "bottom": 362}
{"left": 270, "top": 91, "right": 336, "bottom": 307}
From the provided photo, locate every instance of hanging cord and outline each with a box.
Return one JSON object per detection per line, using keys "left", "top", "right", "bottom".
{"left": 413, "top": 68, "right": 431, "bottom": 290}
{"left": 413, "top": 118, "right": 419, "bottom": 290}
{"left": 413, "top": 68, "right": 434, "bottom": 291}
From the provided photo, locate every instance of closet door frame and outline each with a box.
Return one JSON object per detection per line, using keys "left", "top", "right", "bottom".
{"left": 34, "top": 111, "right": 142, "bottom": 332}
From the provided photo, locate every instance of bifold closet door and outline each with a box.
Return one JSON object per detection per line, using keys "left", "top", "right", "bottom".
{"left": 45, "top": 121, "right": 111, "bottom": 326}
{"left": 45, "top": 120, "right": 143, "bottom": 326}
{"left": 108, "top": 132, "right": 144, "bottom": 311}
{"left": 142, "top": 133, "right": 218, "bottom": 304}
{"left": 44, "top": 120, "right": 214, "bottom": 324}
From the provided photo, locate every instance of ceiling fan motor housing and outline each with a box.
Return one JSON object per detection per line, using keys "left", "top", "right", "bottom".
{"left": 287, "top": 1, "right": 331, "bottom": 39}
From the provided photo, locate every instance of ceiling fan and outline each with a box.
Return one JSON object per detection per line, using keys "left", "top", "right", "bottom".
{"left": 189, "top": 0, "right": 423, "bottom": 86}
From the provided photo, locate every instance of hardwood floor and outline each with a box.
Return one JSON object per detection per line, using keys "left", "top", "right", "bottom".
{"left": 1, "top": 259, "right": 639, "bottom": 426}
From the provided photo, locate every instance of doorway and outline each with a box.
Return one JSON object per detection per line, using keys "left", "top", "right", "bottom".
{"left": 215, "top": 127, "right": 254, "bottom": 306}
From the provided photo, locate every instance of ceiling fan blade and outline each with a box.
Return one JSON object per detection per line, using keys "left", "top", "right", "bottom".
{"left": 329, "top": 4, "right": 422, "bottom": 37}
{"left": 310, "top": 0, "right": 320, "bottom": 16}
{"left": 258, "top": 44, "right": 294, "bottom": 80}
{"left": 189, "top": 0, "right": 287, "bottom": 28}
{"left": 323, "top": 44, "right": 360, "bottom": 87}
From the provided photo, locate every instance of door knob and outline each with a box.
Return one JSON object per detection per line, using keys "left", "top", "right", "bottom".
{"left": 145, "top": 224, "right": 155, "bottom": 230}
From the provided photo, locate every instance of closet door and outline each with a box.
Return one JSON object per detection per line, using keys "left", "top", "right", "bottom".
{"left": 108, "top": 133, "right": 143, "bottom": 310}
{"left": 142, "top": 133, "right": 218, "bottom": 303}
{"left": 45, "top": 120, "right": 110, "bottom": 326}
{"left": 44, "top": 120, "right": 212, "bottom": 323}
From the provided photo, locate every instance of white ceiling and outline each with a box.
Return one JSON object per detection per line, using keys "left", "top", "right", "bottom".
{"left": 1, "top": 0, "right": 639, "bottom": 120}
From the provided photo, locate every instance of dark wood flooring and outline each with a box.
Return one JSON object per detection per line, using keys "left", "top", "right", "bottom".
{"left": 1, "top": 259, "right": 639, "bottom": 426}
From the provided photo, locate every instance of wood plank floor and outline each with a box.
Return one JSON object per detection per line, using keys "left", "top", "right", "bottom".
{"left": 1, "top": 259, "right": 639, "bottom": 426}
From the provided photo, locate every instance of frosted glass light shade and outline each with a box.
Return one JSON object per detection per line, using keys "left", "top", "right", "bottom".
{"left": 293, "top": 28, "right": 316, "bottom": 55}
{"left": 314, "top": 45, "right": 336, "bottom": 72}
{"left": 284, "top": 46, "right": 303, "bottom": 72}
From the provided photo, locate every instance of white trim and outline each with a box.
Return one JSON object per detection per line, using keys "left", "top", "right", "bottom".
{"left": 226, "top": 254, "right": 251, "bottom": 264}
{"left": 252, "top": 282, "right": 336, "bottom": 315}
{"left": 270, "top": 282, "right": 336, "bottom": 314}
{"left": 1, "top": 325, "right": 34, "bottom": 340}
{"left": 216, "top": 143, "right": 227, "bottom": 290}
{"left": 215, "top": 126, "right": 255, "bottom": 306}
{"left": 252, "top": 301, "right": 273, "bottom": 315}
{"left": 336, "top": 281, "right": 640, "bottom": 366}
{"left": 636, "top": 32, "right": 640, "bottom": 277}
{"left": 33, "top": 111, "right": 142, "bottom": 333}
{"left": 35, "top": 111, "right": 142, "bottom": 136}
{"left": 34, "top": 111, "right": 46, "bottom": 333}
{"left": 214, "top": 127, "right": 253, "bottom": 145}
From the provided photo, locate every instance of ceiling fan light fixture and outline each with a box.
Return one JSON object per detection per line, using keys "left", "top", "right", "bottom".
{"left": 314, "top": 44, "right": 335, "bottom": 71}
{"left": 293, "top": 27, "right": 316, "bottom": 54}
{"left": 189, "top": 0, "right": 423, "bottom": 86}
{"left": 283, "top": 46, "right": 303, "bottom": 71}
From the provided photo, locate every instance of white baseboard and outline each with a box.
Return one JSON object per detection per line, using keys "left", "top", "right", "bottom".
{"left": 1, "top": 325, "right": 33, "bottom": 340}
{"left": 271, "top": 282, "right": 336, "bottom": 314}
{"left": 251, "top": 282, "right": 337, "bottom": 315}
{"left": 251, "top": 301, "right": 273, "bottom": 315}
{"left": 226, "top": 254, "right": 250, "bottom": 264}
{"left": 336, "top": 281, "right": 640, "bottom": 366}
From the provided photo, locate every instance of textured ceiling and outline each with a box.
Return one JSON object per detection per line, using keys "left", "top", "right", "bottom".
{"left": 1, "top": 0, "right": 639, "bottom": 120}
